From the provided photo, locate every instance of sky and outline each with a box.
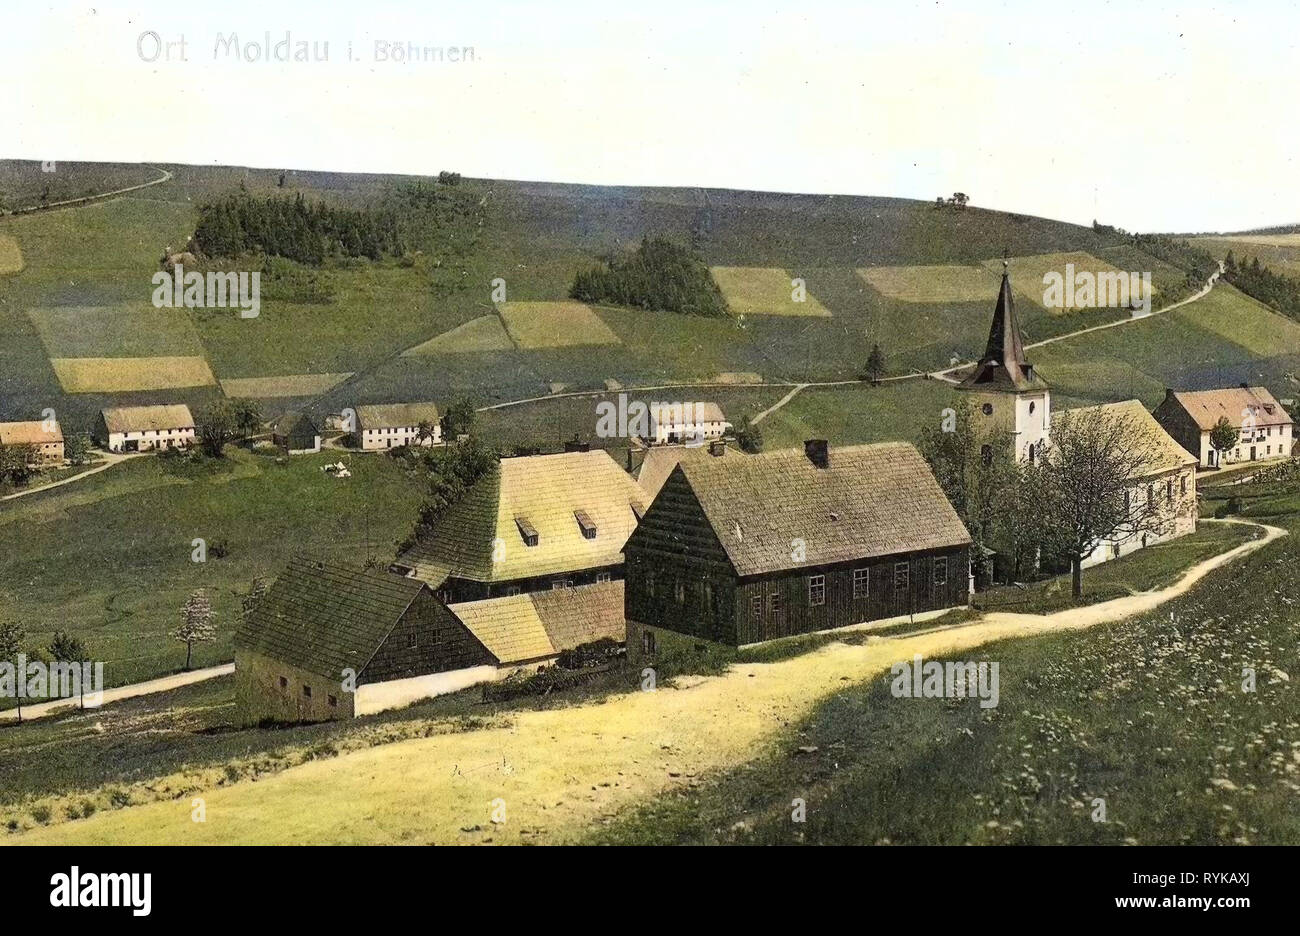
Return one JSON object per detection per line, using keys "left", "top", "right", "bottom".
{"left": 2, "top": 0, "right": 1296, "bottom": 232}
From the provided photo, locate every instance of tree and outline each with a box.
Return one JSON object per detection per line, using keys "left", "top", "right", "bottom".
{"left": 174, "top": 590, "right": 216, "bottom": 670}
{"left": 736, "top": 415, "right": 764, "bottom": 454}
{"left": 861, "top": 343, "right": 886, "bottom": 384}
{"left": 197, "top": 400, "right": 237, "bottom": 458}
{"left": 0, "top": 621, "right": 27, "bottom": 722}
{"left": 62, "top": 433, "right": 91, "bottom": 466}
{"left": 441, "top": 397, "right": 475, "bottom": 440}
{"left": 1036, "top": 407, "right": 1163, "bottom": 598}
{"left": 416, "top": 420, "right": 438, "bottom": 446}
{"left": 0, "top": 443, "right": 38, "bottom": 488}
{"left": 230, "top": 399, "right": 263, "bottom": 444}
{"left": 47, "top": 630, "right": 88, "bottom": 708}
{"left": 1209, "top": 415, "right": 1239, "bottom": 463}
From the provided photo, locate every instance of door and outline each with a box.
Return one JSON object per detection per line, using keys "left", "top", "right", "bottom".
{"left": 1251, "top": 446, "right": 1257, "bottom": 461}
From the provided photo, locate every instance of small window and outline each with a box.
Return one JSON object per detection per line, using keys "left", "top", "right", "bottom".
{"left": 279, "top": 676, "right": 288, "bottom": 689}
{"left": 980, "top": 444, "right": 993, "bottom": 467}
{"left": 933, "top": 558, "right": 948, "bottom": 588}
{"left": 1146, "top": 484, "right": 1154, "bottom": 507}
{"left": 302, "top": 684, "right": 312, "bottom": 698}
{"left": 504, "top": 585, "right": 522, "bottom": 596}
{"left": 595, "top": 571, "right": 612, "bottom": 583}
{"left": 328, "top": 694, "right": 338, "bottom": 707}
{"left": 981, "top": 403, "right": 993, "bottom": 416}
{"left": 750, "top": 594, "right": 764, "bottom": 619}
{"left": 894, "top": 562, "right": 910, "bottom": 590}
{"left": 1124, "top": 490, "right": 1131, "bottom": 510}
{"left": 852, "top": 568, "right": 869, "bottom": 599}
{"left": 769, "top": 591, "right": 782, "bottom": 615}
{"left": 574, "top": 509, "right": 597, "bottom": 539}
{"left": 1180, "top": 475, "right": 1187, "bottom": 495}
{"left": 1028, "top": 401, "right": 1036, "bottom": 414}
{"left": 407, "top": 632, "right": 418, "bottom": 649}
{"left": 808, "top": 574, "right": 826, "bottom": 607}
{"left": 552, "top": 579, "right": 572, "bottom": 590}
{"left": 1166, "top": 478, "right": 1173, "bottom": 502}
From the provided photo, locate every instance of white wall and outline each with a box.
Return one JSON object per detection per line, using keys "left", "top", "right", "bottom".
{"left": 354, "top": 665, "right": 499, "bottom": 715}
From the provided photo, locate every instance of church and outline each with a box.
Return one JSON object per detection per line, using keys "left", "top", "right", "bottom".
{"left": 959, "top": 262, "right": 1197, "bottom": 568}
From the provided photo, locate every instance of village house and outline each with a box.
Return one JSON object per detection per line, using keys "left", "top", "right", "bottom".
{"left": 647, "top": 401, "right": 730, "bottom": 446}
{"left": 0, "top": 420, "right": 64, "bottom": 466}
{"left": 271, "top": 410, "right": 321, "bottom": 454}
{"left": 623, "top": 439, "right": 973, "bottom": 656}
{"left": 235, "top": 560, "right": 625, "bottom": 723}
{"left": 958, "top": 262, "right": 1051, "bottom": 464}
{"left": 1072, "top": 399, "right": 1199, "bottom": 567}
{"left": 93, "top": 404, "right": 195, "bottom": 453}
{"left": 635, "top": 439, "right": 741, "bottom": 499}
{"left": 393, "top": 449, "right": 647, "bottom": 602}
{"left": 1153, "top": 385, "right": 1293, "bottom": 468}
{"left": 356, "top": 402, "right": 442, "bottom": 450}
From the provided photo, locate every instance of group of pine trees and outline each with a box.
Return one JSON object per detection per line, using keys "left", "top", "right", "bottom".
{"left": 1223, "top": 250, "right": 1300, "bottom": 322}
{"left": 570, "top": 237, "right": 729, "bottom": 317}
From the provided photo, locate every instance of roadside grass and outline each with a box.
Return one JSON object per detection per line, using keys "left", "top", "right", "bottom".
{"left": 970, "top": 521, "right": 1261, "bottom": 615}
{"left": 856, "top": 264, "right": 999, "bottom": 303}
{"left": 710, "top": 266, "right": 832, "bottom": 317}
{"left": 587, "top": 514, "right": 1299, "bottom": 845}
{"left": 0, "top": 448, "right": 424, "bottom": 690}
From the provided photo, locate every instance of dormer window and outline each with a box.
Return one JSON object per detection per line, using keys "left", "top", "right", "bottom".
{"left": 630, "top": 502, "right": 646, "bottom": 521}
{"left": 515, "top": 516, "right": 539, "bottom": 547}
{"left": 575, "top": 509, "right": 597, "bottom": 539}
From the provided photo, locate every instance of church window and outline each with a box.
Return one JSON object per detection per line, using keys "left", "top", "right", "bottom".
{"left": 981, "top": 403, "right": 993, "bottom": 416}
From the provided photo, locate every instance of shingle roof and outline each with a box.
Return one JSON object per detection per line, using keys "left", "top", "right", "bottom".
{"left": 649, "top": 401, "right": 728, "bottom": 425}
{"left": 637, "top": 443, "right": 744, "bottom": 500}
{"left": 272, "top": 410, "right": 319, "bottom": 439}
{"left": 236, "top": 560, "right": 426, "bottom": 679}
{"left": 356, "top": 402, "right": 441, "bottom": 430}
{"left": 0, "top": 421, "right": 62, "bottom": 445}
{"left": 399, "top": 450, "right": 646, "bottom": 584}
{"left": 1168, "top": 386, "right": 1293, "bottom": 431}
{"left": 1065, "top": 399, "right": 1198, "bottom": 474}
{"left": 100, "top": 404, "right": 195, "bottom": 434}
{"left": 675, "top": 442, "right": 972, "bottom": 577}
{"left": 449, "top": 580, "right": 625, "bottom": 665}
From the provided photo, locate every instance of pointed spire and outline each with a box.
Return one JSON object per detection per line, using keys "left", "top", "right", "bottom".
{"left": 958, "top": 260, "right": 1044, "bottom": 392}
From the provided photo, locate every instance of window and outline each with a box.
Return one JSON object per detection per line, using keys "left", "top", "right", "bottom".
{"left": 981, "top": 403, "right": 993, "bottom": 415}
{"left": 769, "top": 591, "right": 782, "bottom": 615}
{"left": 1146, "top": 484, "right": 1154, "bottom": 507}
{"left": 575, "top": 509, "right": 598, "bottom": 539}
{"left": 407, "top": 632, "right": 418, "bottom": 649}
{"left": 1124, "top": 489, "right": 1131, "bottom": 510}
{"left": 894, "top": 562, "right": 910, "bottom": 590}
{"left": 933, "top": 559, "right": 947, "bottom": 588}
{"left": 515, "top": 516, "right": 539, "bottom": 547}
{"left": 1166, "top": 478, "right": 1173, "bottom": 502}
{"left": 279, "top": 676, "right": 288, "bottom": 689}
{"left": 1028, "top": 401, "right": 1036, "bottom": 414}
{"left": 504, "top": 585, "right": 522, "bottom": 596}
{"left": 595, "top": 571, "right": 612, "bottom": 583}
{"left": 1180, "top": 475, "right": 1187, "bottom": 495}
{"left": 302, "top": 684, "right": 312, "bottom": 698}
{"left": 751, "top": 594, "right": 764, "bottom": 619}
{"left": 328, "top": 694, "right": 338, "bottom": 707}
{"left": 980, "top": 444, "right": 993, "bottom": 467}
{"left": 642, "top": 630, "right": 656, "bottom": 656}
{"left": 552, "top": 579, "right": 573, "bottom": 590}
{"left": 853, "top": 568, "right": 869, "bottom": 599}
{"left": 807, "top": 574, "right": 826, "bottom": 606}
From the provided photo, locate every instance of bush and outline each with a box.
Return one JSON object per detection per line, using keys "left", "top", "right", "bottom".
{"left": 556, "top": 637, "right": 624, "bottom": 670}
{"left": 30, "top": 804, "right": 51, "bottom": 825}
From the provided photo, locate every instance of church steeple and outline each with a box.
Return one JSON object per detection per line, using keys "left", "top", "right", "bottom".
{"left": 959, "top": 260, "right": 1046, "bottom": 393}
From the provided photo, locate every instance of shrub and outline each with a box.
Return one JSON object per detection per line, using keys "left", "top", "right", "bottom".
{"left": 556, "top": 637, "right": 624, "bottom": 670}
{"left": 30, "top": 804, "right": 51, "bottom": 825}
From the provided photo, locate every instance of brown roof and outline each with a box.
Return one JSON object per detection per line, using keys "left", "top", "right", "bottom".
{"left": 649, "top": 401, "right": 728, "bottom": 426}
{"left": 356, "top": 402, "right": 440, "bottom": 430}
{"left": 674, "top": 442, "right": 972, "bottom": 577}
{"left": 449, "top": 580, "right": 625, "bottom": 665}
{"left": 959, "top": 268, "right": 1048, "bottom": 393}
{"left": 0, "top": 421, "right": 62, "bottom": 445}
{"left": 1168, "top": 386, "right": 1293, "bottom": 431}
{"left": 100, "top": 404, "right": 194, "bottom": 434}
{"left": 1064, "top": 399, "right": 1196, "bottom": 474}
{"left": 399, "top": 450, "right": 646, "bottom": 585}
{"left": 236, "top": 560, "right": 427, "bottom": 679}
{"left": 637, "top": 443, "right": 745, "bottom": 499}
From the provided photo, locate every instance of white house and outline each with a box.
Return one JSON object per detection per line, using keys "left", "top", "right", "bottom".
{"left": 94, "top": 404, "right": 195, "bottom": 453}
{"left": 355, "top": 402, "right": 442, "bottom": 451}
{"left": 1153, "top": 386, "right": 1293, "bottom": 468}
{"left": 647, "top": 401, "right": 730, "bottom": 446}
{"left": 0, "top": 420, "right": 64, "bottom": 465}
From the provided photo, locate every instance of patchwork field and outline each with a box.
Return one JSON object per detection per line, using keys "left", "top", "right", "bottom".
{"left": 497, "top": 301, "right": 621, "bottom": 348}
{"left": 28, "top": 304, "right": 204, "bottom": 359}
{"left": 50, "top": 355, "right": 216, "bottom": 393}
{"left": 711, "top": 266, "right": 832, "bottom": 317}
{"left": 0, "top": 234, "right": 22, "bottom": 274}
{"left": 857, "top": 264, "right": 999, "bottom": 303}
{"left": 402, "top": 314, "right": 516, "bottom": 355}
{"left": 219, "top": 373, "right": 353, "bottom": 399}
{"left": 982, "top": 250, "right": 1156, "bottom": 313}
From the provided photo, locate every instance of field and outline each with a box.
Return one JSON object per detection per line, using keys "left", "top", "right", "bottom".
{"left": 218, "top": 373, "right": 352, "bottom": 398}
{"left": 402, "top": 314, "right": 515, "bottom": 354}
{"left": 497, "top": 301, "right": 621, "bottom": 349}
{"left": 28, "top": 304, "right": 204, "bottom": 359}
{"left": 0, "top": 235, "right": 22, "bottom": 274}
{"left": 980, "top": 250, "right": 1156, "bottom": 313}
{"left": 710, "top": 266, "right": 832, "bottom": 316}
{"left": 1194, "top": 235, "right": 1300, "bottom": 278}
{"left": 857, "top": 264, "right": 999, "bottom": 303}
{"left": 0, "top": 448, "right": 425, "bottom": 691}
{"left": 49, "top": 355, "right": 216, "bottom": 393}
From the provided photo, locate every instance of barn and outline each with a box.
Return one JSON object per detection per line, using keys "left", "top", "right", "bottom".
{"left": 624, "top": 439, "right": 972, "bottom": 655}
{"left": 94, "top": 404, "right": 195, "bottom": 453}
{"left": 271, "top": 410, "right": 321, "bottom": 454}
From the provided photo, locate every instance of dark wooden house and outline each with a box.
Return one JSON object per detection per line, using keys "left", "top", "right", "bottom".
{"left": 271, "top": 410, "right": 321, "bottom": 454}
{"left": 623, "top": 440, "right": 972, "bottom": 653}
{"left": 235, "top": 560, "right": 495, "bottom": 723}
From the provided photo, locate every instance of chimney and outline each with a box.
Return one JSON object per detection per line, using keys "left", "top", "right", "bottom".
{"left": 564, "top": 435, "right": 590, "bottom": 453}
{"left": 804, "top": 439, "right": 830, "bottom": 469}
{"left": 1240, "top": 381, "right": 1249, "bottom": 389}
{"left": 709, "top": 439, "right": 726, "bottom": 457}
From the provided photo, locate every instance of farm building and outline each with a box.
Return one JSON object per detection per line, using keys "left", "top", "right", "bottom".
{"left": 1069, "top": 399, "right": 1199, "bottom": 567}
{"left": 958, "top": 263, "right": 1051, "bottom": 464}
{"left": 235, "top": 560, "right": 496, "bottom": 723}
{"left": 636, "top": 439, "right": 742, "bottom": 500}
{"left": 647, "top": 401, "right": 730, "bottom": 446}
{"left": 1153, "top": 385, "right": 1293, "bottom": 468}
{"left": 624, "top": 440, "right": 973, "bottom": 655}
{"left": 93, "top": 404, "right": 195, "bottom": 453}
{"left": 235, "top": 561, "right": 626, "bottom": 723}
{"left": 393, "top": 449, "right": 648, "bottom": 602}
{"left": 272, "top": 410, "right": 321, "bottom": 454}
{"left": 356, "top": 402, "right": 442, "bottom": 450}
{"left": 0, "top": 420, "right": 64, "bottom": 465}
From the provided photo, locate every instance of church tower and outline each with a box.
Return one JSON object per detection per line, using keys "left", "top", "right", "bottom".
{"left": 958, "top": 262, "right": 1050, "bottom": 463}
